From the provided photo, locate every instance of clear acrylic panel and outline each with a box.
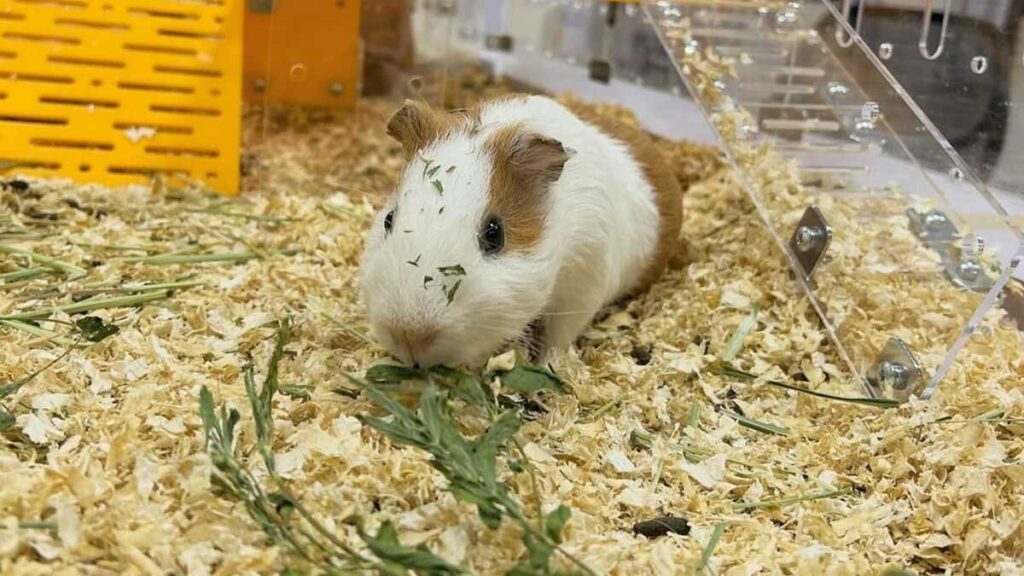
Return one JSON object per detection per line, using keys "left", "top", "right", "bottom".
{"left": 431, "top": 0, "right": 1024, "bottom": 401}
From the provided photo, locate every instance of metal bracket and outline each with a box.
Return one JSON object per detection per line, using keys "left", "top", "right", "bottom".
{"left": 589, "top": 60, "right": 611, "bottom": 83}
{"left": 788, "top": 206, "right": 832, "bottom": 284}
{"left": 907, "top": 208, "right": 994, "bottom": 292}
{"left": 485, "top": 35, "right": 514, "bottom": 52}
{"left": 866, "top": 337, "right": 926, "bottom": 401}
{"left": 249, "top": 0, "right": 274, "bottom": 13}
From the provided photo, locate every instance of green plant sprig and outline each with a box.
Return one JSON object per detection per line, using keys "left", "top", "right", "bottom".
{"left": 199, "top": 319, "right": 463, "bottom": 575}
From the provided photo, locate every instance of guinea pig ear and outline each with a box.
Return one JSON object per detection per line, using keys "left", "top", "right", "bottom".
{"left": 506, "top": 131, "right": 571, "bottom": 188}
{"left": 386, "top": 99, "right": 444, "bottom": 156}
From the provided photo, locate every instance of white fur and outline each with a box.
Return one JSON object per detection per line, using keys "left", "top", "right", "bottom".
{"left": 360, "top": 95, "right": 660, "bottom": 367}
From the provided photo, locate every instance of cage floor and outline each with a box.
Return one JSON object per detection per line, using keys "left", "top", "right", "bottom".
{"left": 1, "top": 85, "right": 1023, "bottom": 575}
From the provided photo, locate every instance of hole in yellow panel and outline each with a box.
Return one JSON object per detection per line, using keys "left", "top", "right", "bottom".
{"left": 289, "top": 64, "right": 307, "bottom": 82}
{"left": 107, "top": 165, "right": 186, "bottom": 177}
{"left": 53, "top": 17, "right": 130, "bottom": 31}
{"left": 149, "top": 103, "right": 219, "bottom": 116}
{"left": 13, "top": 0, "right": 85, "bottom": 9}
{"left": 91, "top": 78, "right": 102, "bottom": 86}
{"left": 118, "top": 80, "right": 194, "bottom": 94}
{"left": 2, "top": 32, "right": 81, "bottom": 45}
{"left": 145, "top": 145, "right": 218, "bottom": 158}
{"left": 49, "top": 55, "right": 125, "bottom": 69}
{"left": 209, "top": 88, "right": 220, "bottom": 96}
{"left": 0, "top": 13, "right": 27, "bottom": 21}
{"left": 0, "top": 114, "right": 68, "bottom": 125}
{"left": 0, "top": 158, "right": 60, "bottom": 169}
{"left": 40, "top": 95, "right": 119, "bottom": 108}
{"left": 0, "top": 70, "right": 74, "bottom": 84}
{"left": 30, "top": 138, "right": 114, "bottom": 150}
{"left": 113, "top": 122, "right": 193, "bottom": 135}
{"left": 0, "top": 51, "right": 14, "bottom": 59}
{"left": 205, "top": 171, "right": 217, "bottom": 179}
{"left": 123, "top": 43, "right": 198, "bottom": 56}
{"left": 79, "top": 163, "right": 90, "bottom": 171}
{"left": 126, "top": 7, "right": 199, "bottom": 20}
{"left": 157, "top": 28, "right": 224, "bottom": 40}
{"left": 0, "top": 91, "right": 5, "bottom": 100}
{"left": 153, "top": 64, "right": 222, "bottom": 78}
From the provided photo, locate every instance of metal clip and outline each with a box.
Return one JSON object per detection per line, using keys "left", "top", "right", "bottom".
{"left": 906, "top": 208, "right": 994, "bottom": 292}
{"left": 866, "top": 337, "right": 925, "bottom": 401}
{"left": 919, "top": 0, "right": 951, "bottom": 60}
{"left": 788, "top": 206, "right": 832, "bottom": 285}
{"left": 485, "top": 35, "right": 514, "bottom": 52}
{"left": 835, "top": 0, "right": 866, "bottom": 48}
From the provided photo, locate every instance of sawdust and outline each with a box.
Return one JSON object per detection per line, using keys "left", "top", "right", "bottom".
{"left": 2, "top": 78, "right": 1024, "bottom": 576}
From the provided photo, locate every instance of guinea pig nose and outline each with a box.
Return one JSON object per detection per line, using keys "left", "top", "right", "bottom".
{"left": 392, "top": 324, "right": 439, "bottom": 366}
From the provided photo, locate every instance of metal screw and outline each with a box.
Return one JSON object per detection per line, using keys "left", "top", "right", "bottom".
{"left": 923, "top": 210, "right": 949, "bottom": 230}
{"left": 794, "top": 225, "right": 825, "bottom": 253}
{"left": 958, "top": 258, "right": 982, "bottom": 281}
{"left": 878, "top": 360, "right": 910, "bottom": 390}
{"left": 252, "top": 77, "right": 267, "bottom": 92}
{"left": 329, "top": 82, "right": 344, "bottom": 96}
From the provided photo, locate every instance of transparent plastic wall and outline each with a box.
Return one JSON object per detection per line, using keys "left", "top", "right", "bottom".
{"left": 425, "top": 0, "right": 1024, "bottom": 401}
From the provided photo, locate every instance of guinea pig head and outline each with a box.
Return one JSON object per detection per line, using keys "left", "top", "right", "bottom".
{"left": 360, "top": 100, "right": 570, "bottom": 368}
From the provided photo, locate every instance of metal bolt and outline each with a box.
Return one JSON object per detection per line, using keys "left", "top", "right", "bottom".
{"left": 329, "top": 82, "right": 344, "bottom": 96}
{"left": 794, "top": 225, "right": 825, "bottom": 253}
{"left": 252, "top": 77, "right": 267, "bottom": 92}
{"left": 958, "top": 258, "right": 982, "bottom": 281}
{"left": 923, "top": 210, "right": 949, "bottom": 230}
{"left": 878, "top": 360, "right": 910, "bottom": 391}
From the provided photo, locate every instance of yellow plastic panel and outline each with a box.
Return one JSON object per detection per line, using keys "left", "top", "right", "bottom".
{"left": 0, "top": 0, "right": 242, "bottom": 194}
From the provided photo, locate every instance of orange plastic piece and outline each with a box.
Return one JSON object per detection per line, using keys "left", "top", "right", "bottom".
{"left": 243, "top": 0, "right": 361, "bottom": 108}
{"left": 0, "top": 0, "right": 242, "bottom": 194}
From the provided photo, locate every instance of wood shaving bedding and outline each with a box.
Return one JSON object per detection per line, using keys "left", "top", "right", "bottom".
{"left": 1, "top": 78, "right": 1023, "bottom": 576}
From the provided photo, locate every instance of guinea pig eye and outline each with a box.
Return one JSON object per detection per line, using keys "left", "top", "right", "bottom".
{"left": 383, "top": 210, "right": 395, "bottom": 235}
{"left": 478, "top": 216, "right": 505, "bottom": 255}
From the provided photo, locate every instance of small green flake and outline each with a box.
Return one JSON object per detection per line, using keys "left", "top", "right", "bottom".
{"left": 407, "top": 254, "right": 422, "bottom": 267}
{"left": 446, "top": 165, "right": 456, "bottom": 173}
{"left": 437, "top": 264, "right": 465, "bottom": 277}
{"left": 445, "top": 279, "right": 462, "bottom": 305}
{"left": 438, "top": 207, "right": 445, "bottom": 215}
{"left": 426, "top": 164, "right": 441, "bottom": 178}
{"left": 423, "top": 275, "right": 434, "bottom": 289}
{"left": 432, "top": 180, "right": 443, "bottom": 195}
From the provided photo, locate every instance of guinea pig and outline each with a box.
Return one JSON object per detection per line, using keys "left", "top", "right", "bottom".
{"left": 360, "top": 94, "right": 683, "bottom": 368}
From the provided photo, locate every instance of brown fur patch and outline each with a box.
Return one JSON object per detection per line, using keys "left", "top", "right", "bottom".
{"left": 484, "top": 122, "right": 569, "bottom": 251}
{"left": 386, "top": 99, "right": 464, "bottom": 157}
{"left": 561, "top": 100, "right": 684, "bottom": 294}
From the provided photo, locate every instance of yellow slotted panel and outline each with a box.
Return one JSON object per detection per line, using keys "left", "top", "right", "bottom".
{"left": 0, "top": 0, "right": 242, "bottom": 194}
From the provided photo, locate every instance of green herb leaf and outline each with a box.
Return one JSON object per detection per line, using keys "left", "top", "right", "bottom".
{"left": 366, "top": 364, "right": 426, "bottom": 385}
{"left": 544, "top": 505, "right": 571, "bottom": 544}
{"left": 696, "top": 522, "right": 727, "bottom": 575}
{"left": 357, "top": 520, "right": 464, "bottom": 575}
{"left": 423, "top": 275, "right": 434, "bottom": 289}
{"left": 279, "top": 384, "right": 312, "bottom": 399}
{"left": 720, "top": 409, "right": 788, "bottom": 436}
{"left": 74, "top": 316, "right": 120, "bottom": 342}
{"left": 432, "top": 180, "right": 444, "bottom": 195}
{"left": 714, "top": 363, "right": 899, "bottom": 408}
{"left": 430, "top": 366, "right": 492, "bottom": 409}
{"left": 0, "top": 409, "right": 14, "bottom": 431}
{"left": 426, "top": 164, "right": 441, "bottom": 178}
{"left": 407, "top": 254, "right": 422, "bottom": 267}
{"left": 497, "top": 363, "right": 567, "bottom": 394}
{"left": 437, "top": 265, "right": 465, "bottom": 277}
{"left": 446, "top": 165, "right": 456, "bottom": 173}
{"left": 445, "top": 279, "right": 462, "bottom": 305}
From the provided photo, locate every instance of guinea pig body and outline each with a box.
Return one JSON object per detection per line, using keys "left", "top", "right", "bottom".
{"left": 360, "top": 94, "right": 682, "bottom": 367}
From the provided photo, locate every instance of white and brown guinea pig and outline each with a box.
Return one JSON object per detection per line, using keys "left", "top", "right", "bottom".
{"left": 360, "top": 94, "right": 682, "bottom": 368}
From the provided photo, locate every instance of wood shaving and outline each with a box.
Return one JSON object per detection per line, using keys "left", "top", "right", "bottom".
{"left": 1, "top": 77, "right": 1023, "bottom": 576}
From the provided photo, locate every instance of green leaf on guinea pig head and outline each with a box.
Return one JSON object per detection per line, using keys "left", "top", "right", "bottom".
{"left": 437, "top": 265, "right": 465, "bottom": 277}
{"left": 432, "top": 179, "right": 444, "bottom": 195}
{"left": 445, "top": 279, "right": 462, "bottom": 305}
